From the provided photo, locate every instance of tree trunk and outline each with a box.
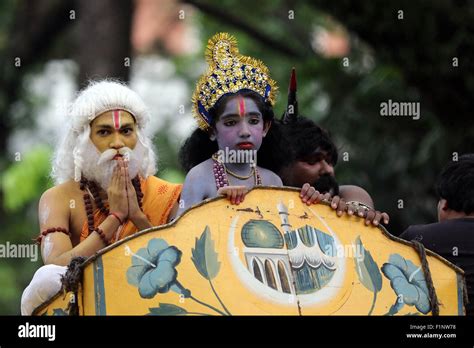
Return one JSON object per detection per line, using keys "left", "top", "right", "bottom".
{"left": 75, "top": 0, "right": 133, "bottom": 86}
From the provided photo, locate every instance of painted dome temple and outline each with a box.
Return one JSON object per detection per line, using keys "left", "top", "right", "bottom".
{"left": 239, "top": 203, "right": 338, "bottom": 295}
{"left": 241, "top": 220, "right": 284, "bottom": 249}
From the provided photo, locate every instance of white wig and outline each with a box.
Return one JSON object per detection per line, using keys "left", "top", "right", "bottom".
{"left": 51, "top": 80, "right": 157, "bottom": 184}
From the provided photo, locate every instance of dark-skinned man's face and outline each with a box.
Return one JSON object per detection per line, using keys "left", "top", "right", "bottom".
{"left": 287, "top": 149, "right": 339, "bottom": 195}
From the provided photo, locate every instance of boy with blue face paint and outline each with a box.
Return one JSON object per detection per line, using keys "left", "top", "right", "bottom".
{"left": 176, "top": 33, "right": 338, "bottom": 216}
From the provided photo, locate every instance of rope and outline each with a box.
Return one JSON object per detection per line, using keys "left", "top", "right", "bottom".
{"left": 60, "top": 256, "right": 87, "bottom": 316}
{"left": 462, "top": 276, "right": 470, "bottom": 311}
{"left": 411, "top": 240, "right": 439, "bottom": 316}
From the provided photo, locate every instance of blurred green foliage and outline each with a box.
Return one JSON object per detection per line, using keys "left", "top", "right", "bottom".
{"left": 2, "top": 146, "right": 52, "bottom": 212}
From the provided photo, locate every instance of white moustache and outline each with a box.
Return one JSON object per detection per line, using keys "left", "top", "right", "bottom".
{"left": 80, "top": 139, "right": 145, "bottom": 191}
{"left": 97, "top": 147, "right": 133, "bottom": 165}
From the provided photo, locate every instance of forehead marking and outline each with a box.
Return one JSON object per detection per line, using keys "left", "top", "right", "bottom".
{"left": 112, "top": 109, "right": 121, "bottom": 129}
{"left": 238, "top": 96, "right": 246, "bottom": 118}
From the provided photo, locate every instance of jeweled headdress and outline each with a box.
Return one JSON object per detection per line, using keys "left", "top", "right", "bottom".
{"left": 192, "top": 32, "right": 278, "bottom": 130}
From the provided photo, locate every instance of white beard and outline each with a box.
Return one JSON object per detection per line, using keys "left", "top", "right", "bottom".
{"left": 80, "top": 140, "right": 146, "bottom": 190}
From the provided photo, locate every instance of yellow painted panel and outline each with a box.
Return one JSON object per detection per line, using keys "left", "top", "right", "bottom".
{"left": 43, "top": 188, "right": 466, "bottom": 316}
{"left": 33, "top": 287, "right": 83, "bottom": 316}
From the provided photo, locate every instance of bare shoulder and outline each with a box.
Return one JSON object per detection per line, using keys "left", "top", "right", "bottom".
{"left": 183, "top": 159, "right": 215, "bottom": 197}
{"left": 39, "top": 180, "right": 79, "bottom": 207}
{"left": 257, "top": 167, "right": 283, "bottom": 187}
{"left": 177, "top": 159, "right": 216, "bottom": 214}
{"left": 187, "top": 158, "right": 214, "bottom": 179}
{"left": 339, "top": 185, "right": 371, "bottom": 198}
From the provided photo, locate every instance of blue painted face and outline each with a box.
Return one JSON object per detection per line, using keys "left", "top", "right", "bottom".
{"left": 213, "top": 96, "right": 269, "bottom": 154}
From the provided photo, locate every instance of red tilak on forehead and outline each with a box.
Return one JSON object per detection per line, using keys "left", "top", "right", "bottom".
{"left": 112, "top": 109, "right": 121, "bottom": 129}
{"left": 238, "top": 96, "right": 246, "bottom": 117}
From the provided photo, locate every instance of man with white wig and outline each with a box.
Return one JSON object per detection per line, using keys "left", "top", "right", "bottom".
{"left": 21, "top": 80, "right": 182, "bottom": 315}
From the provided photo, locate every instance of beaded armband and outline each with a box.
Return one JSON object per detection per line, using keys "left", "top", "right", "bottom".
{"left": 36, "top": 227, "right": 70, "bottom": 244}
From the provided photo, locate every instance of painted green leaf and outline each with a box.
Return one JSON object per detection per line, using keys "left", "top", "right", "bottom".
{"left": 191, "top": 226, "right": 221, "bottom": 280}
{"left": 147, "top": 303, "right": 188, "bottom": 316}
{"left": 354, "top": 236, "right": 382, "bottom": 293}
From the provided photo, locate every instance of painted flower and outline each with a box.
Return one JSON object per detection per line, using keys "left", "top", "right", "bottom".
{"left": 126, "top": 238, "right": 189, "bottom": 299}
{"left": 381, "top": 254, "right": 431, "bottom": 314}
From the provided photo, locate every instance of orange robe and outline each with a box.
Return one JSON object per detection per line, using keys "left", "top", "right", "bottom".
{"left": 80, "top": 176, "right": 181, "bottom": 242}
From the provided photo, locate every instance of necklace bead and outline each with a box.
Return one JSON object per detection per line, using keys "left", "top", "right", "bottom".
{"left": 211, "top": 152, "right": 262, "bottom": 190}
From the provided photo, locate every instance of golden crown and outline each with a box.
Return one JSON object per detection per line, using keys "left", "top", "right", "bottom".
{"left": 192, "top": 32, "right": 278, "bottom": 130}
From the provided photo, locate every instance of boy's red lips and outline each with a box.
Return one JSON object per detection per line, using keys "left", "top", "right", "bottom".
{"left": 237, "top": 142, "right": 254, "bottom": 149}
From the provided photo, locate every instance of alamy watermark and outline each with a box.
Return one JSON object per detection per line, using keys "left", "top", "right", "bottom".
{"left": 0, "top": 242, "right": 38, "bottom": 262}
{"left": 324, "top": 243, "right": 365, "bottom": 260}
{"left": 380, "top": 99, "right": 420, "bottom": 120}
{"left": 215, "top": 148, "right": 257, "bottom": 164}
{"left": 18, "top": 322, "right": 55, "bottom": 341}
